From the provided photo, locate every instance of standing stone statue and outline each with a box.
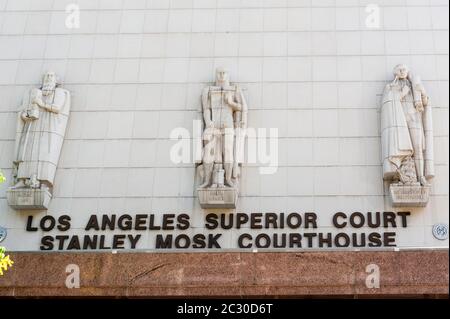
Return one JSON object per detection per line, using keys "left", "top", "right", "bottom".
{"left": 381, "top": 64, "right": 434, "bottom": 207}
{"left": 197, "top": 68, "right": 248, "bottom": 209}
{"left": 7, "top": 72, "right": 71, "bottom": 210}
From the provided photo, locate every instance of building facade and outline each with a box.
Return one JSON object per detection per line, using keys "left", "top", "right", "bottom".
{"left": 0, "top": 0, "right": 448, "bottom": 297}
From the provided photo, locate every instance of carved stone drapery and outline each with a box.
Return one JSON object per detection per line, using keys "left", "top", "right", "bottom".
{"left": 7, "top": 72, "right": 71, "bottom": 210}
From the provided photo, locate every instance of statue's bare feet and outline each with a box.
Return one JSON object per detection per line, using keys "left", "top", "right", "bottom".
{"left": 419, "top": 176, "right": 429, "bottom": 186}
{"left": 12, "top": 180, "right": 26, "bottom": 189}
{"left": 199, "top": 181, "right": 210, "bottom": 189}
{"left": 225, "top": 179, "right": 234, "bottom": 188}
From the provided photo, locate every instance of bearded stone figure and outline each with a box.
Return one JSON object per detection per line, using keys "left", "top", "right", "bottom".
{"left": 381, "top": 64, "right": 434, "bottom": 207}
{"left": 197, "top": 68, "right": 248, "bottom": 209}
{"left": 7, "top": 72, "right": 71, "bottom": 210}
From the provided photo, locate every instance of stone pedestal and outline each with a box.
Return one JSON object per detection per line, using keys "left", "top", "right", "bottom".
{"left": 198, "top": 187, "right": 238, "bottom": 209}
{"left": 7, "top": 188, "right": 52, "bottom": 210}
{"left": 390, "top": 184, "right": 431, "bottom": 207}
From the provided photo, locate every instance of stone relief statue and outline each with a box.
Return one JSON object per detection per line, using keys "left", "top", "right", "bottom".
{"left": 381, "top": 64, "right": 434, "bottom": 207}
{"left": 7, "top": 72, "right": 71, "bottom": 210}
{"left": 197, "top": 68, "right": 248, "bottom": 209}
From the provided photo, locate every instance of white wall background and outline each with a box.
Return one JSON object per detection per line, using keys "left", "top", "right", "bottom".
{"left": 0, "top": 0, "right": 448, "bottom": 251}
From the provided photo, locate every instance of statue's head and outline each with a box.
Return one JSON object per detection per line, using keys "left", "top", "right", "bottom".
{"left": 215, "top": 68, "right": 230, "bottom": 86}
{"left": 393, "top": 64, "right": 410, "bottom": 80}
{"left": 42, "top": 71, "right": 57, "bottom": 95}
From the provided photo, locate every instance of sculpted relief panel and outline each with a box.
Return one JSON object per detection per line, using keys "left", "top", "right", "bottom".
{"left": 7, "top": 72, "right": 71, "bottom": 210}
{"left": 381, "top": 65, "right": 435, "bottom": 207}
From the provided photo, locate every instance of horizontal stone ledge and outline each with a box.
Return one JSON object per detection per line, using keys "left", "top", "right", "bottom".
{"left": 0, "top": 250, "right": 448, "bottom": 297}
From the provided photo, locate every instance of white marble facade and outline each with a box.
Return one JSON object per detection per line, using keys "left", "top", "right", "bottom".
{"left": 0, "top": 0, "right": 448, "bottom": 251}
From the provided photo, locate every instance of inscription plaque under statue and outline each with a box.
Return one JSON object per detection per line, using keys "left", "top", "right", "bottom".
{"left": 390, "top": 185, "right": 430, "bottom": 207}
{"left": 7, "top": 188, "right": 52, "bottom": 210}
{"left": 198, "top": 187, "right": 238, "bottom": 209}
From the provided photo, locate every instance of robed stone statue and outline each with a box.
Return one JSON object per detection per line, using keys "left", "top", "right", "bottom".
{"left": 7, "top": 72, "right": 71, "bottom": 210}
{"left": 381, "top": 64, "right": 434, "bottom": 207}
